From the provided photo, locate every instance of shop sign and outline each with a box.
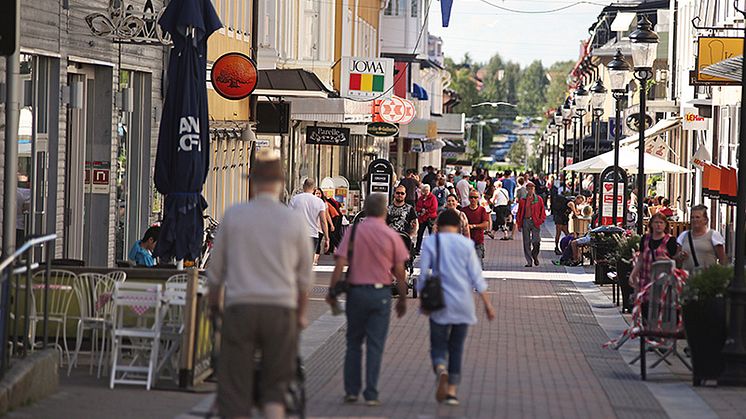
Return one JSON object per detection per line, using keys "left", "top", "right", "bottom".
{"left": 366, "top": 159, "right": 395, "bottom": 198}
{"left": 691, "top": 144, "right": 710, "bottom": 170}
{"left": 644, "top": 136, "right": 667, "bottom": 158}
{"left": 254, "top": 139, "right": 270, "bottom": 149}
{"left": 694, "top": 37, "right": 742, "bottom": 86}
{"left": 84, "top": 161, "right": 110, "bottom": 194}
{"left": 340, "top": 57, "right": 394, "bottom": 100}
{"left": 682, "top": 108, "right": 709, "bottom": 130}
{"left": 625, "top": 112, "right": 653, "bottom": 132}
{"left": 374, "top": 96, "right": 416, "bottom": 124}
{"left": 211, "top": 52, "right": 258, "bottom": 100}
{"left": 306, "top": 126, "right": 350, "bottom": 146}
{"left": 367, "top": 122, "right": 399, "bottom": 137}
{"left": 599, "top": 166, "right": 627, "bottom": 226}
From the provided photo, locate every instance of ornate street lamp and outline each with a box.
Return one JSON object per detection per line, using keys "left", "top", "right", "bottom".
{"left": 547, "top": 121, "right": 556, "bottom": 174}
{"left": 629, "top": 14, "right": 659, "bottom": 235}
{"left": 589, "top": 79, "right": 607, "bottom": 210}
{"left": 573, "top": 85, "right": 590, "bottom": 194}
{"left": 606, "top": 49, "right": 631, "bottom": 225}
{"left": 554, "top": 109, "right": 563, "bottom": 178}
{"left": 561, "top": 99, "right": 573, "bottom": 186}
{"left": 720, "top": 8, "right": 746, "bottom": 387}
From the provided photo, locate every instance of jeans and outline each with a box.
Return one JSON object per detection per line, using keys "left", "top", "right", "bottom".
{"left": 344, "top": 287, "right": 391, "bottom": 401}
{"left": 474, "top": 243, "right": 485, "bottom": 268}
{"left": 429, "top": 320, "right": 468, "bottom": 385}
{"left": 415, "top": 219, "right": 433, "bottom": 252}
{"left": 522, "top": 218, "right": 541, "bottom": 264}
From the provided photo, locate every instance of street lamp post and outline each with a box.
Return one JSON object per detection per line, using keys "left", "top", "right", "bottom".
{"left": 561, "top": 99, "right": 572, "bottom": 186}
{"left": 606, "top": 49, "right": 631, "bottom": 226}
{"left": 720, "top": 8, "right": 746, "bottom": 387}
{"left": 629, "top": 14, "right": 659, "bottom": 235}
{"left": 590, "top": 79, "right": 607, "bottom": 210}
{"left": 573, "top": 86, "right": 590, "bottom": 194}
{"left": 554, "top": 109, "right": 563, "bottom": 180}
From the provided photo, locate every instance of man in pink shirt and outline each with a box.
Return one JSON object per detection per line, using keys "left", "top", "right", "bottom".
{"left": 327, "top": 193, "right": 408, "bottom": 406}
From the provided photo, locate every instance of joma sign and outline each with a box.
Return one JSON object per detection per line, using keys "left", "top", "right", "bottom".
{"left": 340, "top": 57, "right": 394, "bottom": 100}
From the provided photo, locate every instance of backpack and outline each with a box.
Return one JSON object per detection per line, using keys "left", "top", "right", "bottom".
{"left": 433, "top": 187, "right": 447, "bottom": 207}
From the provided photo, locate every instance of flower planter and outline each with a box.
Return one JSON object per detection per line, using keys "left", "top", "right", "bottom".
{"left": 682, "top": 297, "right": 726, "bottom": 386}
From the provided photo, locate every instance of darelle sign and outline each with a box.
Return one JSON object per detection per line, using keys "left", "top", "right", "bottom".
{"left": 340, "top": 57, "right": 394, "bottom": 100}
{"left": 306, "top": 126, "right": 350, "bottom": 146}
{"left": 682, "top": 107, "right": 709, "bottom": 131}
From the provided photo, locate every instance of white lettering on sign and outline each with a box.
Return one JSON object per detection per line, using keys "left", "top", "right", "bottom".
{"left": 178, "top": 116, "right": 201, "bottom": 152}
{"left": 351, "top": 60, "right": 385, "bottom": 74}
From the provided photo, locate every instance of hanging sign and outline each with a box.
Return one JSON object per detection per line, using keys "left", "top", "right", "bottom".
{"left": 691, "top": 144, "right": 710, "bottom": 170}
{"left": 367, "top": 122, "right": 399, "bottom": 137}
{"left": 340, "top": 57, "right": 394, "bottom": 100}
{"left": 644, "top": 136, "right": 667, "bottom": 158}
{"left": 366, "top": 159, "right": 395, "bottom": 198}
{"left": 694, "top": 37, "right": 742, "bottom": 86}
{"left": 211, "top": 52, "right": 258, "bottom": 100}
{"left": 682, "top": 108, "right": 709, "bottom": 130}
{"left": 374, "top": 96, "right": 416, "bottom": 124}
{"left": 306, "top": 126, "right": 350, "bottom": 146}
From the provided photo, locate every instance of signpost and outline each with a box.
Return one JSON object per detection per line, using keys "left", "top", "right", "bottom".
{"left": 366, "top": 159, "right": 395, "bottom": 200}
{"left": 599, "top": 165, "right": 627, "bottom": 226}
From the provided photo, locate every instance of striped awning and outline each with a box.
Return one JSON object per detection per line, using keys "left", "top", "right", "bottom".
{"left": 701, "top": 56, "right": 742, "bottom": 82}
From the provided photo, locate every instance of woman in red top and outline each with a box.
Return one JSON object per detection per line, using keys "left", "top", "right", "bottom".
{"left": 415, "top": 184, "right": 439, "bottom": 254}
{"left": 516, "top": 182, "right": 546, "bottom": 267}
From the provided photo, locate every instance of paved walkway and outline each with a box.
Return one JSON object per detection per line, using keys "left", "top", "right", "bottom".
{"left": 183, "top": 220, "right": 746, "bottom": 418}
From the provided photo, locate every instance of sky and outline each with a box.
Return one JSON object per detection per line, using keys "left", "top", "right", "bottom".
{"left": 427, "top": 0, "right": 608, "bottom": 68}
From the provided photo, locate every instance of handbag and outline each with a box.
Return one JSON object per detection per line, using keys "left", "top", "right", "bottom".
{"left": 420, "top": 233, "right": 446, "bottom": 312}
{"left": 687, "top": 231, "right": 700, "bottom": 268}
{"left": 330, "top": 222, "right": 358, "bottom": 298}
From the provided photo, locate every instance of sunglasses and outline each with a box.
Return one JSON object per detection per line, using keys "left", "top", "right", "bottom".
{"left": 395, "top": 192, "right": 406, "bottom": 195}
{"left": 469, "top": 196, "right": 479, "bottom": 199}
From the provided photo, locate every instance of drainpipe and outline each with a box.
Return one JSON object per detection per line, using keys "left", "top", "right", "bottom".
{"left": 2, "top": 5, "right": 20, "bottom": 259}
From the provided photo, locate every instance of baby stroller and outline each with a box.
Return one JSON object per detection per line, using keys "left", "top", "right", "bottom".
{"left": 398, "top": 231, "right": 417, "bottom": 298}
{"left": 208, "top": 315, "right": 307, "bottom": 419}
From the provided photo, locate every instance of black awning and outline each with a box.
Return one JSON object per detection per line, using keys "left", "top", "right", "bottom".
{"left": 442, "top": 139, "right": 465, "bottom": 153}
{"left": 255, "top": 69, "right": 334, "bottom": 97}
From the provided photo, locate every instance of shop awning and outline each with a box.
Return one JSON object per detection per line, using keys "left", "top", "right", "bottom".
{"left": 701, "top": 55, "right": 742, "bottom": 82}
{"left": 618, "top": 117, "right": 681, "bottom": 147}
{"left": 412, "top": 83, "right": 429, "bottom": 100}
{"left": 289, "top": 97, "right": 372, "bottom": 123}
{"left": 253, "top": 69, "right": 333, "bottom": 98}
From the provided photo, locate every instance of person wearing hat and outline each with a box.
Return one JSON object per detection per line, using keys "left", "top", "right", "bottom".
{"left": 208, "top": 149, "right": 312, "bottom": 419}
{"left": 516, "top": 181, "right": 546, "bottom": 267}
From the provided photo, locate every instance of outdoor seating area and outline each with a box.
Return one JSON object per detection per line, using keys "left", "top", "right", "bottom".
{"left": 9, "top": 267, "right": 210, "bottom": 391}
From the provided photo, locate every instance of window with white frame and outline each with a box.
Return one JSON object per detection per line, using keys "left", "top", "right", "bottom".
{"left": 385, "top": 0, "right": 404, "bottom": 16}
{"left": 301, "top": 0, "right": 320, "bottom": 60}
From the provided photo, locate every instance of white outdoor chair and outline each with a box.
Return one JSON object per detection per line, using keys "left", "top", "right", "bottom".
{"left": 31, "top": 269, "right": 77, "bottom": 366}
{"left": 68, "top": 273, "right": 115, "bottom": 377}
{"left": 109, "top": 281, "right": 164, "bottom": 390}
{"left": 107, "top": 271, "right": 127, "bottom": 284}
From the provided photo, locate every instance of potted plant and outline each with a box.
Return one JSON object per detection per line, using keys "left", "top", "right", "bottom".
{"left": 610, "top": 231, "right": 640, "bottom": 312}
{"left": 681, "top": 264, "right": 731, "bottom": 386}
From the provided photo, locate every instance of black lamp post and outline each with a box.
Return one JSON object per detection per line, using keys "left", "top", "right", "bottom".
{"left": 554, "top": 105, "right": 562, "bottom": 180}
{"left": 574, "top": 85, "right": 591, "bottom": 195}
{"left": 606, "top": 49, "right": 631, "bottom": 225}
{"left": 561, "top": 99, "right": 573, "bottom": 187}
{"left": 590, "top": 78, "right": 607, "bottom": 210}
{"left": 720, "top": 9, "right": 746, "bottom": 386}
{"left": 629, "top": 14, "right": 659, "bottom": 235}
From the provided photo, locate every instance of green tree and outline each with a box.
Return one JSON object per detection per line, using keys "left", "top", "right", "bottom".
{"left": 517, "top": 60, "right": 548, "bottom": 117}
{"left": 506, "top": 137, "right": 527, "bottom": 168}
{"left": 543, "top": 60, "right": 575, "bottom": 114}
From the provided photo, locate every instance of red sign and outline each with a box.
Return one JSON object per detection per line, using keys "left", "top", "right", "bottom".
{"left": 373, "top": 96, "right": 415, "bottom": 125}
{"left": 211, "top": 52, "right": 258, "bottom": 100}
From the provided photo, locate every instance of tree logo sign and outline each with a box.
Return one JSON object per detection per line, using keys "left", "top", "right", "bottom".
{"left": 211, "top": 52, "right": 258, "bottom": 100}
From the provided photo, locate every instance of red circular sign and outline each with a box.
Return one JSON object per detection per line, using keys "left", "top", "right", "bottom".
{"left": 211, "top": 52, "right": 258, "bottom": 100}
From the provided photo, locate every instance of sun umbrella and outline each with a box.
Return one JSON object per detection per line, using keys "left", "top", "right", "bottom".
{"left": 154, "top": 0, "right": 221, "bottom": 261}
{"left": 563, "top": 147, "right": 690, "bottom": 175}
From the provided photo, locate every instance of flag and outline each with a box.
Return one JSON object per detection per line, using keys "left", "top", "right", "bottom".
{"left": 441, "top": 0, "right": 453, "bottom": 27}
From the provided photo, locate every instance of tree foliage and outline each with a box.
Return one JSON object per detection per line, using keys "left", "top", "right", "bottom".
{"left": 543, "top": 60, "right": 575, "bottom": 114}
{"left": 517, "top": 60, "right": 548, "bottom": 117}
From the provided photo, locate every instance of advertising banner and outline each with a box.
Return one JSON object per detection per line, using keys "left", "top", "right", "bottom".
{"left": 340, "top": 57, "right": 394, "bottom": 100}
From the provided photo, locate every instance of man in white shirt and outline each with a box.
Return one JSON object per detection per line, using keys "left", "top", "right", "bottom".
{"left": 289, "top": 178, "right": 329, "bottom": 264}
{"left": 455, "top": 173, "right": 472, "bottom": 207}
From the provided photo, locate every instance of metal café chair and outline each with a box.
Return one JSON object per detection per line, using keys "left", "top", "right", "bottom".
{"left": 31, "top": 269, "right": 77, "bottom": 366}
{"left": 68, "top": 273, "right": 115, "bottom": 377}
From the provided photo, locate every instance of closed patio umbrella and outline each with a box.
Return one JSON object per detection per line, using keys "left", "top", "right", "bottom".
{"left": 154, "top": 0, "right": 221, "bottom": 261}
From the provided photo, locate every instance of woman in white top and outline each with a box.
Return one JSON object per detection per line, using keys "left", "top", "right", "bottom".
{"left": 476, "top": 174, "right": 488, "bottom": 197}
{"left": 491, "top": 181, "right": 511, "bottom": 240}
{"left": 676, "top": 204, "right": 727, "bottom": 274}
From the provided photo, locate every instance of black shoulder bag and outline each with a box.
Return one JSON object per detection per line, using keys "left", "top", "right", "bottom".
{"left": 420, "top": 233, "right": 446, "bottom": 312}
{"left": 687, "top": 231, "right": 700, "bottom": 268}
{"left": 330, "top": 222, "right": 358, "bottom": 298}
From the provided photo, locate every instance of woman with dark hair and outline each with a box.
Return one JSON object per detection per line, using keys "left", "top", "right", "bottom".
{"left": 314, "top": 188, "right": 340, "bottom": 253}
{"left": 438, "top": 194, "right": 470, "bottom": 238}
{"left": 417, "top": 209, "right": 495, "bottom": 406}
{"left": 630, "top": 212, "right": 679, "bottom": 295}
